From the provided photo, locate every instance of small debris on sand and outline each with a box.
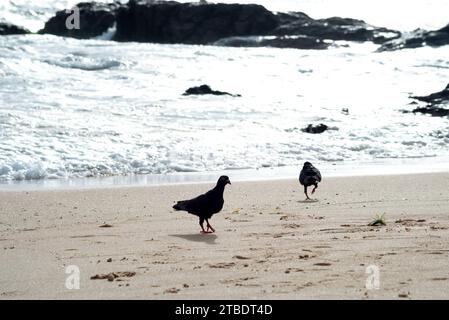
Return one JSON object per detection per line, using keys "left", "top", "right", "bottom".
{"left": 99, "top": 224, "right": 113, "bottom": 228}
{"left": 90, "top": 271, "right": 136, "bottom": 282}
{"left": 164, "top": 287, "right": 180, "bottom": 294}
{"left": 233, "top": 255, "right": 250, "bottom": 260}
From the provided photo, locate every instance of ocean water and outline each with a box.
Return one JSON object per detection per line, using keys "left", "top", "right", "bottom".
{"left": 1, "top": 0, "right": 449, "bottom": 183}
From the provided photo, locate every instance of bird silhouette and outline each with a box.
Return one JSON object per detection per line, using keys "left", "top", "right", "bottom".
{"left": 299, "top": 162, "right": 322, "bottom": 200}
{"left": 173, "top": 175, "right": 231, "bottom": 233}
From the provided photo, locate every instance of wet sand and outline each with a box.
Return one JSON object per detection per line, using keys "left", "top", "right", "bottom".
{"left": 1, "top": 173, "right": 449, "bottom": 299}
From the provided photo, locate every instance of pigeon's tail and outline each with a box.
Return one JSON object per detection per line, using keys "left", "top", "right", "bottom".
{"left": 304, "top": 176, "right": 319, "bottom": 186}
{"left": 173, "top": 201, "right": 188, "bottom": 211}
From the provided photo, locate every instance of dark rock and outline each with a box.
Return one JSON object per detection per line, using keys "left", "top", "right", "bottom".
{"left": 114, "top": 1, "right": 278, "bottom": 44}
{"left": 302, "top": 124, "right": 329, "bottom": 134}
{"left": 408, "top": 83, "right": 449, "bottom": 117}
{"left": 0, "top": 22, "right": 30, "bottom": 35}
{"left": 183, "top": 85, "right": 240, "bottom": 97}
{"left": 272, "top": 12, "right": 400, "bottom": 44}
{"left": 39, "top": 1, "right": 401, "bottom": 50}
{"left": 411, "top": 83, "right": 449, "bottom": 105}
{"left": 214, "top": 35, "right": 330, "bottom": 50}
{"left": 411, "top": 107, "right": 449, "bottom": 117}
{"left": 114, "top": 1, "right": 398, "bottom": 47}
{"left": 39, "top": 2, "right": 120, "bottom": 39}
{"left": 378, "top": 23, "right": 449, "bottom": 51}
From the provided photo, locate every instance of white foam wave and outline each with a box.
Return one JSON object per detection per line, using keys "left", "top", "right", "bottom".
{"left": 1, "top": 23, "right": 449, "bottom": 182}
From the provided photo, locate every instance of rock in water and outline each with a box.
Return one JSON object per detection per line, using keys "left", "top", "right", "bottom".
{"left": 183, "top": 85, "right": 240, "bottom": 97}
{"left": 408, "top": 83, "right": 449, "bottom": 117}
{"left": 301, "top": 124, "right": 329, "bottom": 134}
{"left": 411, "top": 107, "right": 449, "bottom": 117}
{"left": 0, "top": 22, "right": 30, "bottom": 35}
{"left": 379, "top": 24, "right": 449, "bottom": 51}
{"left": 273, "top": 12, "right": 400, "bottom": 44}
{"left": 114, "top": 1, "right": 278, "bottom": 43}
{"left": 411, "top": 83, "right": 449, "bottom": 105}
{"left": 39, "top": 1, "right": 401, "bottom": 49}
{"left": 213, "top": 35, "right": 331, "bottom": 50}
{"left": 39, "top": 2, "right": 120, "bottom": 39}
{"left": 173, "top": 176, "right": 231, "bottom": 233}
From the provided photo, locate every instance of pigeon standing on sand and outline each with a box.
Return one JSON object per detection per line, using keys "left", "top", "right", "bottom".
{"left": 172, "top": 176, "right": 231, "bottom": 233}
{"left": 299, "top": 162, "right": 322, "bottom": 200}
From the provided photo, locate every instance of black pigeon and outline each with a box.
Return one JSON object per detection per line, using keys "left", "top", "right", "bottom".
{"left": 299, "top": 162, "right": 322, "bottom": 200}
{"left": 172, "top": 175, "right": 231, "bottom": 233}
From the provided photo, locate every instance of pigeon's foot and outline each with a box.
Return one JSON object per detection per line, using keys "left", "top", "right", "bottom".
{"left": 200, "top": 230, "right": 214, "bottom": 234}
{"left": 205, "top": 219, "right": 215, "bottom": 233}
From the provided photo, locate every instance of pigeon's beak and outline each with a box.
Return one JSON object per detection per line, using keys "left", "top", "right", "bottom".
{"left": 227, "top": 179, "right": 231, "bottom": 185}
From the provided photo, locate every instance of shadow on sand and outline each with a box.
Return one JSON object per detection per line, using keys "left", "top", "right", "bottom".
{"left": 297, "top": 199, "right": 319, "bottom": 203}
{"left": 170, "top": 233, "right": 217, "bottom": 244}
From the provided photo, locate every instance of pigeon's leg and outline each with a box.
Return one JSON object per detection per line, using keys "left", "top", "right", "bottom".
{"left": 200, "top": 217, "right": 213, "bottom": 233}
{"left": 311, "top": 183, "right": 318, "bottom": 194}
{"left": 199, "top": 217, "right": 208, "bottom": 233}
{"left": 304, "top": 186, "right": 311, "bottom": 200}
{"left": 205, "top": 219, "right": 215, "bottom": 233}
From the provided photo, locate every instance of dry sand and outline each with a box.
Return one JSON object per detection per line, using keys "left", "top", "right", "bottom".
{"left": 1, "top": 173, "right": 449, "bottom": 299}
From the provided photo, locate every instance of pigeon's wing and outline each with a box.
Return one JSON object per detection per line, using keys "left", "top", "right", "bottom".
{"left": 300, "top": 166, "right": 322, "bottom": 185}
{"left": 173, "top": 191, "right": 211, "bottom": 214}
{"left": 312, "top": 166, "right": 322, "bottom": 182}
{"left": 299, "top": 169, "right": 307, "bottom": 185}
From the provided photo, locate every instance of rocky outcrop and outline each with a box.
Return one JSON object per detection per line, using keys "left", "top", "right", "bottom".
{"left": 40, "top": 1, "right": 401, "bottom": 49}
{"left": 411, "top": 83, "right": 449, "bottom": 105}
{"left": 272, "top": 12, "right": 400, "bottom": 44}
{"left": 183, "top": 85, "right": 240, "bottom": 97}
{"left": 0, "top": 22, "right": 30, "bottom": 35}
{"left": 411, "top": 106, "right": 449, "bottom": 117}
{"left": 378, "top": 24, "right": 449, "bottom": 51}
{"left": 114, "top": 1, "right": 278, "bottom": 44}
{"left": 408, "top": 83, "right": 449, "bottom": 117}
{"left": 39, "top": 2, "right": 120, "bottom": 39}
{"left": 301, "top": 124, "right": 329, "bottom": 134}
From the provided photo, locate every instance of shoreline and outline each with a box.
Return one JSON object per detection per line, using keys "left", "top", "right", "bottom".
{"left": 1, "top": 172, "right": 449, "bottom": 299}
{"left": 1, "top": 157, "right": 449, "bottom": 191}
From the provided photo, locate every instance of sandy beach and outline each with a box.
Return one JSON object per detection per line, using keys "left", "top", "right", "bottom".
{"left": 1, "top": 172, "right": 449, "bottom": 299}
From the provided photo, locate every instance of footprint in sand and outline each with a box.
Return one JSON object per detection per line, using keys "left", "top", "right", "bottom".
{"left": 285, "top": 268, "right": 304, "bottom": 273}
{"left": 313, "top": 262, "right": 332, "bottom": 267}
{"left": 1, "top": 291, "right": 20, "bottom": 297}
{"left": 220, "top": 277, "right": 257, "bottom": 284}
{"left": 283, "top": 223, "right": 301, "bottom": 229}
{"left": 299, "top": 254, "right": 316, "bottom": 260}
{"left": 207, "top": 262, "right": 236, "bottom": 269}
